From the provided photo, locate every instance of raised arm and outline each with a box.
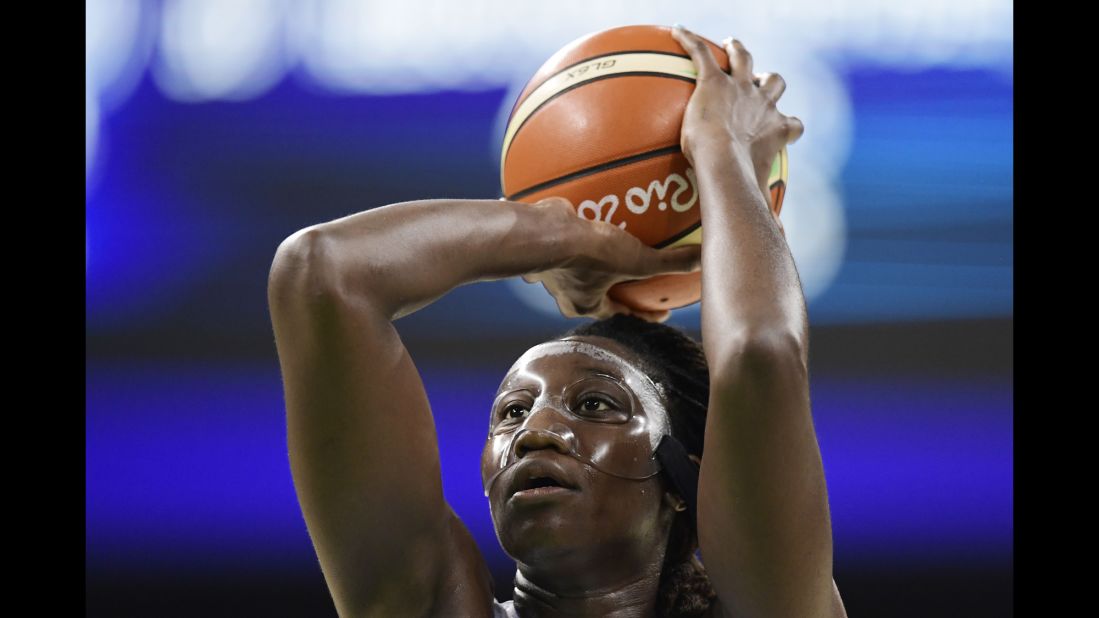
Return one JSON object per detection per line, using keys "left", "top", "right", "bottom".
{"left": 670, "top": 27, "right": 847, "bottom": 618}
{"left": 266, "top": 197, "right": 700, "bottom": 615}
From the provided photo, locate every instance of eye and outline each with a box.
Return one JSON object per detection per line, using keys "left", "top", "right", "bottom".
{"left": 576, "top": 395, "right": 615, "bottom": 415}
{"left": 503, "top": 403, "right": 528, "bottom": 420}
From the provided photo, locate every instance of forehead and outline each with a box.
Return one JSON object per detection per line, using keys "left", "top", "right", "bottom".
{"left": 499, "top": 336, "right": 651, "bottom": 390}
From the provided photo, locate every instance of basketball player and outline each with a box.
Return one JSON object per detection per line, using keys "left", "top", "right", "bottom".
{"left": 268, "top": 26, "right": 848, "bottom": 617}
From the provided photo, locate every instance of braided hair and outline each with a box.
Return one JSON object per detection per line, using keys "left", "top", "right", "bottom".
{"left": 558, "top": 314, "right": 716, "bottom": 617}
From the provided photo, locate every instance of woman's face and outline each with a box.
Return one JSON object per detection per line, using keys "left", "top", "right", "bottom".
{"left": 481, "top": 335, "right": 679, "bottom": 568}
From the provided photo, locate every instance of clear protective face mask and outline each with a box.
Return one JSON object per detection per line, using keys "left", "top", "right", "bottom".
{"left": 482, "top": 340, "right": 672, "bottom": 497}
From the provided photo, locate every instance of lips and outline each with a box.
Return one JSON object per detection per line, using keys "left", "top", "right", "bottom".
{"left": 506, "top": 457, "right": 580, "bottom": 498}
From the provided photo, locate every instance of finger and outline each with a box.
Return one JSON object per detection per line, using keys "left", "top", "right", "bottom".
{"left": 573, "top": 291, "right": 613, "bottom": 319}
{"left": 723, "top": 38, "right": 753, "bottom": 86}
{"left": 658, "top": 244, "right": 703, "bottom": 274}
{"left": 563, "top": 297, "right": 591, "bottom": 319}
{"left": 756, "top": 72, "right": 786, "bottom": 103}
{"left": 670, "top": 26, "right": 722, "bottom": 82}
{"left": 785, "top": 115, "right": 805, "bottom": 144}
{"left": 622, "top": 243, "right": 702, "bottom": 278}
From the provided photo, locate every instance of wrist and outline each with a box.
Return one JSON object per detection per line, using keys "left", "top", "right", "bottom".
{"left": 508, "top": 198, "right": 581, "bottom": 274}
{"left": 689, "top": 138, "right": 757, "bottom": 187}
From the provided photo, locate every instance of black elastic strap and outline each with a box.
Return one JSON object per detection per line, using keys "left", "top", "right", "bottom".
{"left": 654, "top": 434, "right": 700, "bottom": 527}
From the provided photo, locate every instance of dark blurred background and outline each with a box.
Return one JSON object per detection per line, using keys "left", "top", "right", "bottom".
{"left": 86, "top": 1, "right": 1012, "bottom": 616}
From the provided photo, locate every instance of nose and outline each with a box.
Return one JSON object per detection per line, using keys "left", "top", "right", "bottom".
{"left": 510, "top": 404, "right": 576, "bottom": 459}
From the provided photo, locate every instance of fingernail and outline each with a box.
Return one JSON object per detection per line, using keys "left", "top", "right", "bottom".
{"left": 672, "top": 23, "right": 683, "bottom": 30}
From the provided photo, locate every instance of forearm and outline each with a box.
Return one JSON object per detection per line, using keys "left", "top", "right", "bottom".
{"left": 694, "top": 141, "right": 833, "bottom": 616}
{"left": 284, "top": 199, "right": 571, "bottom": 320}
{"left": 695, "top": 140, "right": 808, "bottom": 365}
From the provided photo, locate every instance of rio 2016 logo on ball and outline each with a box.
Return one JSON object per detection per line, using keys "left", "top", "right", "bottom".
{"left": 501, "top": 24, "right": 788, "bottom": 312}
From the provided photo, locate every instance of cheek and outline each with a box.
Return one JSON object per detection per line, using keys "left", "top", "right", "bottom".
{"left": 480, "top": 440, "right": 497, "bottom": 485}
{"left": 583, "top": 477, "right": 667, "bottom": 540}
{"left": 484, "top": 432, "right": 507, "bottom": 460}
{"left": 591, "top": 471, "right": 662, "bottom": 508}
{"left": 591, "top": 430, "right": 657, "bottom": 468}
{"left": 481, "top": 433, "right": 515, "bottom": 489}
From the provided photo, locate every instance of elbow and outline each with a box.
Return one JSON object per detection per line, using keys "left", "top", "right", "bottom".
{"left": 268, "top": 226, "right": 341, "bottom": 307}
{"left": 745, "top": 328, "right": 806, "bottom": 360}
{"left": 708, "top": 327, "right": 807, "bottom": 382}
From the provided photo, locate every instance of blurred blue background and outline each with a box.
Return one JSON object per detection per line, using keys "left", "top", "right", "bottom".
{"left": 86, "top": 1, "right": 1012, "bottom": 615}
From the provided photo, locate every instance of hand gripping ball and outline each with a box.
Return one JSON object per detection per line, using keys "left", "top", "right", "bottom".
{"left": 501, "top": 24, "right": 788, "bottom": 311}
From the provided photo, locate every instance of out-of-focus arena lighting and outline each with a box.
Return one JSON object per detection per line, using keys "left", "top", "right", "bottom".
{"left": 86, "top": 78, "right": 98, "bottom": 178}
{"left": 85, "top": 0, "right": 1010, "bottom": 320}
{"left": 86, "top": 0, "right": 152, "bottom": 111}
{"left": 86, "top": 0, "right": 155, "bottom": 180}
{"left": 153, "top": 0, "right": 290, "bottom": 102}
{"left": 290, "top": 0, "right": 436, "bottom": 95}
{"left": 80, "top": 0, "right": 1012, "bottom": 104}
{"left": 782, "top": 166, "right": 847, "bottom": 302}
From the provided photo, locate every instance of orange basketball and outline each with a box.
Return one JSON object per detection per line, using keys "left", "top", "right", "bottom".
{"left": 500, "top": 24, "right": 788, "bottom": 312}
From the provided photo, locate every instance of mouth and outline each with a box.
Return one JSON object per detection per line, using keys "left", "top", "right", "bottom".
{"left": 506, "top": 459, "right": 580, "bottom": 500}
{"left": 511, "top": 484, "right": 575, "bottom": 500}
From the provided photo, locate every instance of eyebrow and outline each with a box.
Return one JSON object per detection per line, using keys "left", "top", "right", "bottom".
{"left": 575, "top": 365, "right": 624, "bottom": 379}
{"left": 497, "top": 365, "right": 627, "bottom": 394}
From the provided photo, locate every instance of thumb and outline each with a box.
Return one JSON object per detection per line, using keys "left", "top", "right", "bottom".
{"left": 619, "top": 239, "right": 703, "bottom": 278}
{"left": 657, "top": 244, "right": 703, "bottom": 274}
{"left": 619, "top": 242, "right": 702, "bottom": 278}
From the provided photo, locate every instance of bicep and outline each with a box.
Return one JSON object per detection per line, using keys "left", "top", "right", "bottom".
{"left": 271, "top": 271, "right": 450, "bottom": 615}
{"left": 697, "top": 339, "right": 837, "bottom": 618}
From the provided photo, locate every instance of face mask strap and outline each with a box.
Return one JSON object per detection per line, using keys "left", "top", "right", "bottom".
{"left": 654, "top": 433, "right": 700, "bottom": 527}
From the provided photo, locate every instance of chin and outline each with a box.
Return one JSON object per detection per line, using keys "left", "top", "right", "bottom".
{"left": 504, "top": 511, "right": 614, "bottom": 566}
{"left": 498, "top": 514, "right": 575, "bottom": 558}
